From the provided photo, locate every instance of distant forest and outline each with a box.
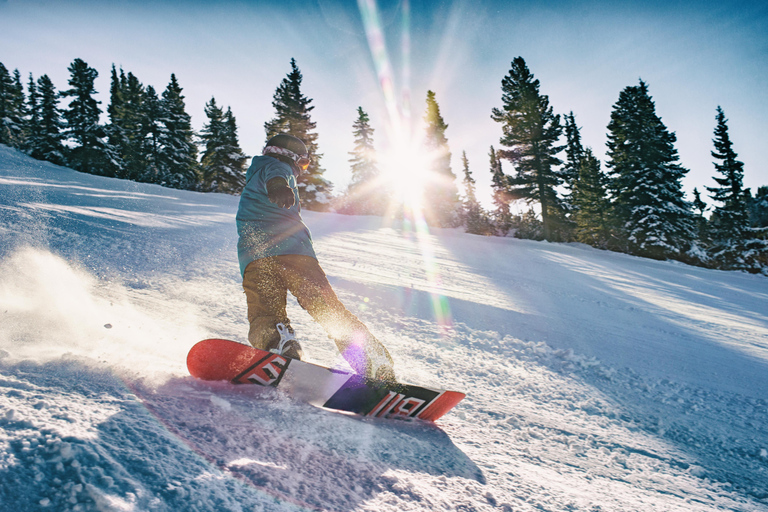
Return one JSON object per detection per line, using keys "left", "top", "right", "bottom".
{"left": 1, "top": 57, "right": 766, "bottom": 274}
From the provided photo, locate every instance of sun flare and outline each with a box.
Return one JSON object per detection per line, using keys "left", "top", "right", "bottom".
{"left": 379, "top": 139, "right": 433, "bottom": 208}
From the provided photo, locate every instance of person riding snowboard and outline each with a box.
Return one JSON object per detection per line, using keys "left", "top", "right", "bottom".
{"left": 236, "top": 133, "right": 396, "bottom": 382}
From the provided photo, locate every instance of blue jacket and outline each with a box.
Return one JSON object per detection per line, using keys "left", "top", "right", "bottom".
{"left": 236, "top": 155, "right": 316, "bottom": 276}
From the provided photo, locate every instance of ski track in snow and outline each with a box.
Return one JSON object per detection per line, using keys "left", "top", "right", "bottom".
{"left": 1, "top": 145, "right": 767, "bottom": 511}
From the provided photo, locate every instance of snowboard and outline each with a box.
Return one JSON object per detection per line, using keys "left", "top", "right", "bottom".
{"left": 187, "top": 338, "right": 465, "bottom": 422}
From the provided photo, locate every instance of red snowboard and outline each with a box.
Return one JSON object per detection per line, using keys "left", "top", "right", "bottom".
{"left": 187, "top": 338, "right": 465, "bottom": 422}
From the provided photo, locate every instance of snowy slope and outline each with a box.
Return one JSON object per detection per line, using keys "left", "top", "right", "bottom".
{"left": 1, "top": 145, "right": 767, "bottom": 512}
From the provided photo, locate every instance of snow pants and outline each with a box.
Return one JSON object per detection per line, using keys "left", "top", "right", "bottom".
{"left": 242, "top": 254, "right": 393, "bottom": 376}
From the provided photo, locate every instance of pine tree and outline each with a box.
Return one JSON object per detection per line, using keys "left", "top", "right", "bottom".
{"left": 562, "top": 112, "right": 585, "bottom": 192}
{"left": 691, "top": 187, "right": 710, "bottom": 249}
{"left": 489, "top": 145, "right": 513, "bottom": 236}
{"left": 706, "top": 106, "right": 767, "bottom": 272}
{"left": 26, "top": 75, "right": 66, "bottom": 165}
{"left": 24, "top": 73, "right": 40, "bottom": 155}
{"left": 156, "top": 74, "right": 199, "bottom": 189}
{"left": 605, "top": 80, "right": 695, "bottom": 259}
{"left": 61, "top": 58, "right": 108, "bottom": 174}
{"left": 119, "top": 71, "right": 149, "bottom": 180}
{"left": 139, "top": 85, "right": 163, "bottom": 183}
{"left": 265, "top": 58, "right": 331, "bottom": 210}
{"left": 572, "top": 148, "right": 611, "bottom": 247}
{"left": 491, "top": 57, "right": 565, "bottom": 241}
{"left": 460, "top": 151, "right": 489, "bottom": 235}
{"left": 423, "top": 90, "right": 459, "bottom": 227}
{"left": 200, "top": 97, "right": 247, "bottom": 194}
{"left": 512, "top": 209, "right": 544, "bottom": 240}
{"left": 0, "top": 63, "right": 26, "bottom": 148}
{"left": 746, "top": 186, "right": 768, "bottom": 229}
{"left": 345, "top": 106, "right": 385, "bottom": 215}
{"left": 102, "top": 65, "right": 128, "bottom": 178}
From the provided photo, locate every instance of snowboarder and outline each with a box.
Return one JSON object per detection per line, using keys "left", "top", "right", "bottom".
{"left": 236, "top": 134, "right": 396, "bottom": 382}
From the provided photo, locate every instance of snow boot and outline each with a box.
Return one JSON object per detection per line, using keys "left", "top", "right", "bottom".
{"left": 365, "top": 344, "right": 397, "bottom": 384}
{"left": 266, "top": 322, "right": 304, "bottom": 360}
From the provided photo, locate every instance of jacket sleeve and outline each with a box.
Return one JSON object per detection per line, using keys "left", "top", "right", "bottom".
{"left": 261, "top": 160, "right": 294, "bottom": 193}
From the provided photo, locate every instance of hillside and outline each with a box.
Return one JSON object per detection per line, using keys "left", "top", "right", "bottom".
{"left": 1, "top": 145, "right": 767, "bottom": 511}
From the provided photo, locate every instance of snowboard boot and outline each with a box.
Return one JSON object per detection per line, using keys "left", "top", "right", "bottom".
{"left": 266, "top": 322, "right": 304, "bottom": 360}
{"left": 364, "top": 344, "right": 397, "bottom": 385}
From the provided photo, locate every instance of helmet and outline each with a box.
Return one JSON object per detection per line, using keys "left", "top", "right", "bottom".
{"left": 263, "top": 134, "right": 310, "bottom": 171}
{"left": 265, "top": 134, "right": 307, "bottom": 155}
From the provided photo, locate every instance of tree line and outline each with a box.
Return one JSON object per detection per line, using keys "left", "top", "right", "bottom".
{"left": 1, "top": 57, "right": 766, "bottom": 273}
{"left": 341, "top": 57, "right": 767, "bottom": 274}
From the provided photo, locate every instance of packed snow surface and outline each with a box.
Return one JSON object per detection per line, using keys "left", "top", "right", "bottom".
{"left": 1, "top": 145, "right": 767, "bottom": 511}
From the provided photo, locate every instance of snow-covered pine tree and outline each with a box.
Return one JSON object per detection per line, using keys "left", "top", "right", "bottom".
{"left": 706, "top": 106, "right": 767, "bottom": 272}
{"left": 200, "top": 97, "right": 247, "bottom": 194}
{"left": 423, "top": 90, "right": 459, "bottom": 227}
{"left": 691, "top": 187, "right": 710, "bottom": 250}
{"left": 571, "top": 148, "right": 611, "bottom": 247}
{"left": 0, "top": 63, "right": 26, "bottom": 148}
{"left": 562, "top": 112, "right": 585, "bottom": 192}
{"left": 61, "top": 58, "right": 108, "bottom": 174}
{"left": 156, "top": 74, "right": 198, "bottom": 190}
{"left": 491, "top": 57, "right": 565, "bottom": 241}
{"left": 139, "top": 85, "right": 163, "bottom": 183}
{"left": 489, "top": 145, "right": 513, "bottom": 236}
{"left": 102, "top": 65, "right": 130, "bottom": 178}
{"left": 746, "top": 186, "right": 768, "bottom": 229}
{"left": 345, "top": 106, "right": 385, "bottom": 215}
{"left": 116, "top": 70, "right": 149, "bottom": 181}
{"left": 24, "top": 73, "right": 40, "bottom": 155}
{"left": 26, "top": 75, "right": 65, "bottom": 165}
{"left": 605, "top": 80, "right": 695, "bottom": 259}
{"left": 265, "top": 58, "right": 331, "bottom": 210}
{"left": 460, "top": 151, "right": 488, "bottom": 235}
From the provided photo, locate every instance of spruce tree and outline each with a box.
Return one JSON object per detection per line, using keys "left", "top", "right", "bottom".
{"left": 265, "top": 58, "right": 331, "bottom": 210}
{"left": 691, "top": 187, "right": 710, "bottom": 250}
{"left": 156, "top": 74, "right": 199, "bottom": 189}
{"left": 423, "top": 90, "right": 459, "bottom": 227}
{"left": 706, "top": 106, "right": 767, "bottom": 271}
{"left": 346, "top": 106, "right": 384, "bottom": 215}
{"left": 119, "top": 71, "right": 149, "bottom": 180}
{"left": 200, "top": 97, "right": 247, "bottom": 194}
{"left": 0, "top": 63, "right": 26, "bottom": 148}
{"left": 27, "top": 75, "right": 66, "bottom": 165}
{"left": 746, "top": 186, "right": 768, "bottom": 229}
{"left": 460, "top": 151, "right": 489, "bottom": 235}
{"left": 61, "top": 58, "right": 108, "bottom": 174}
{"left": 489, "top": 145, "right": 513, "bottom": 236}
{"left": 491, "top": 57, "right": 565, "bottom": 241}
{"left": 605, "top": 80, "right": 695, "bottom": 259}
{"left": 572, "top": 148, "right": 611, "bottom": 247}
{"left": 24, "top": 73, "right": 41, "bottom": 155}
{"left": 563, "top": 112, "right": 585, "bottom": 192}
{"left": 139, "top": 85, "right": 163, "bottom": 183}
{"left": 102, "top": 65, "right": 128, "bottom": 178}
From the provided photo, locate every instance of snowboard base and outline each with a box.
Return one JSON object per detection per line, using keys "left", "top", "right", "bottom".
{"left": 187, "top": 338, "right": 465, "bottom": 422}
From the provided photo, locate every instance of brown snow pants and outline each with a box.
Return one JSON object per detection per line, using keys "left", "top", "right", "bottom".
{"left": 242, "top": 254, "right": 392, "bottom": 375}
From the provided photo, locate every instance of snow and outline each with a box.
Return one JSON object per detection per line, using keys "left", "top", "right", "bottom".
{"left": 1, "top": 144, "right": 767, "bottom": 511}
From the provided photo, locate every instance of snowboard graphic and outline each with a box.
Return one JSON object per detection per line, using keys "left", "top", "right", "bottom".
{"left": 187, "top": 338, "right": 465, "bottom": 422}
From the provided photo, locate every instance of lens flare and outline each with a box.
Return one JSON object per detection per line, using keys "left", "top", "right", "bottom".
{"left": 357, "top": 0, "right": 453, "bottom": 333}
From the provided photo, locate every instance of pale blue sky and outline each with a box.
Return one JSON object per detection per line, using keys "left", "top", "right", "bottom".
{"left": 1, "top": 0, "right": 766, "bottom": 207}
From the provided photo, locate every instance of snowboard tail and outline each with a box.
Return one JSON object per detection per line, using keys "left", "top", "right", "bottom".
{"left": 187, "top": 338, "right": 464, "bottom": 422}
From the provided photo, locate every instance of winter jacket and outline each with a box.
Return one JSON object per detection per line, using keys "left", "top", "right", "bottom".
{"left": 236, "top": 155, "right": 316, "bottom": 276}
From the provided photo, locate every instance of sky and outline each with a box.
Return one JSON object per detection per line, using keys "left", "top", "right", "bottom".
{"left": 1, "top": 0, "right": 766, "bottom": 208}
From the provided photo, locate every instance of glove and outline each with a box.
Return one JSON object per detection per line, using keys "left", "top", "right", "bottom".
{"left": 266, "top": 178, "right": 296, "bottom": 209}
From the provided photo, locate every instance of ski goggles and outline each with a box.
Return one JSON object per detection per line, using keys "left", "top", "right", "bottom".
{"left": 263, "top": 145, "right": 311, "bottom": 171}
{"left": 295, "top": 154, "right": 311, "bottom": 171}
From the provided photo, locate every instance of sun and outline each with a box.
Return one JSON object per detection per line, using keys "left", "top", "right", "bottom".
{"left": 379, "top": 139, "right": 433, "bottom": 209}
